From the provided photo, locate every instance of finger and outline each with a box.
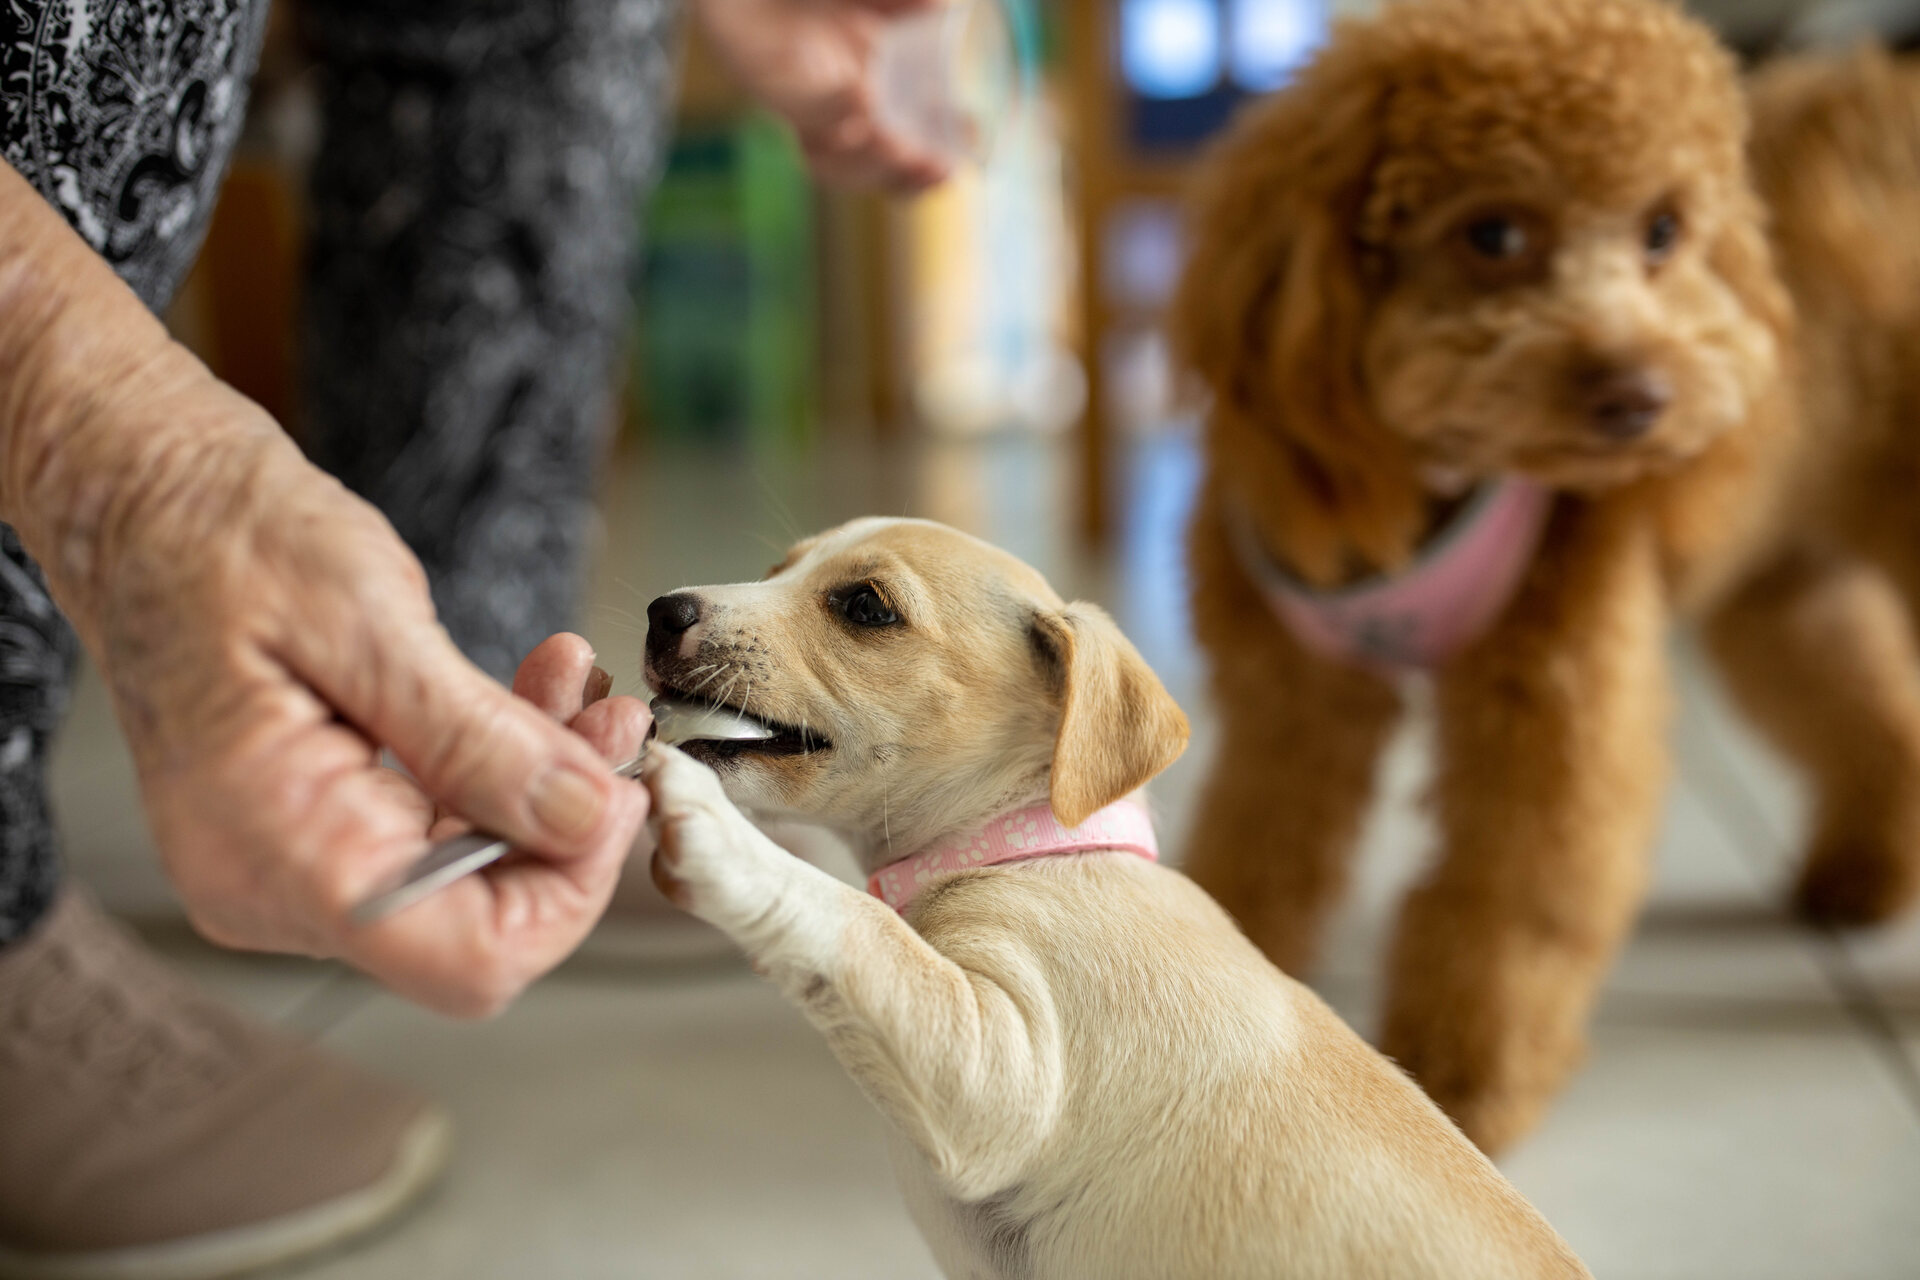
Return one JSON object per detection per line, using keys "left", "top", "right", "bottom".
{"left": 842, "top": 0, "right": 948, "bottom": 13}
{"left": 346, "top": 850, "right": 620, "bottom": 1017}
{"left": 414, "top": 675, "right": 637, "bottom": 840}
{"left": 858, "top": 106, "right": 956, "bottom": 189}
{"left": 337, "top": 620, "right": 646, "bottom": 865}
{"left": 511, "top": 633, "right": 598, "bottom": 723}
{"left": 805, "top": 141, "right": 949, "bottom": 194}
{"left": 800, "top": 111, "right": 952, "bottom": 193}
{"left": 570, "top": 694, "right": 653, "bottom": 769}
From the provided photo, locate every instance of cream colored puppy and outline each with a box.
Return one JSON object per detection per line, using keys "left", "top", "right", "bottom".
{"left": 641, "top": 517, "right": 1587, "bottom": 1280}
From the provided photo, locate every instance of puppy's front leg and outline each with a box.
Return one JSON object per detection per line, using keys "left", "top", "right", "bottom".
{"left": 1382, "top": 502, "right": 1668, "bottom": 1154}
{"left": 646, "top": 746, "right": 1061, "bottom": 1199}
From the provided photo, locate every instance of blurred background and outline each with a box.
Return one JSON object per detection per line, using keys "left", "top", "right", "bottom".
{"left": 167, "top": 0, "right": 1920, "bottom": 547}
{"left": 55, "top": 1, "right": 1920, "bottom": 1276}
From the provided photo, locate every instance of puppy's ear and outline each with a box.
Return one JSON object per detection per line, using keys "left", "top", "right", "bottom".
{"left": 1031, "top": 604, "right": 1190, "bottom": 828}
{"left": 1169, "top": 36, "right": 1422, "bottom": 585}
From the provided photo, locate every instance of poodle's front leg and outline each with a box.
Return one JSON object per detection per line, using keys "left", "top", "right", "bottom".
{"left": 1183, "top": 501, "right": 1405, "bottom": 977}
{"left": 1382, "top": 505, "right": 1669, "bottom": 1154}
{"left": 645, "top": 746, "right": 1060, "bottom": 1200}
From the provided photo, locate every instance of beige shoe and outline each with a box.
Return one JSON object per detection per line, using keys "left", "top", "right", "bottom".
{"left": 0, "top": 890, "right": 451, "bottom": 1280}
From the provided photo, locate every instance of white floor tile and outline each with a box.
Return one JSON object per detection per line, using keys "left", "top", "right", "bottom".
{"left": 1505, "top": 1014, "right": 1920, "bottom": 1280}
{"left": 292, "top": 970, "right": 941, "bottom": 1280}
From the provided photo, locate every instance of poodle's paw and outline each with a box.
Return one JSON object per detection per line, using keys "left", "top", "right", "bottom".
{"left": 1383, "top": 1016, "right": 1582, "bottom": 1156}
{"left": 1793, "top": 832, "right": 1920, "bottom": 927}
{"left": 644, "top": 744, "right": 788, "bottom": 929}
{"left": 1420, "top": 1078, "right": 1553, "bottom": 1157}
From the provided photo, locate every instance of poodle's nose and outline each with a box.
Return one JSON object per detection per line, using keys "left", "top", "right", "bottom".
{"left": 1578, "top": 366, "right": 1672, "bottom": 441}
{"left": 646, "top": 593, "right": 704, "bottom": 660}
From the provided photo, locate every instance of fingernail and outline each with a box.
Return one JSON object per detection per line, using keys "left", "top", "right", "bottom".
{"left": 531, "top": 766, "right": 605, "bottom": 839}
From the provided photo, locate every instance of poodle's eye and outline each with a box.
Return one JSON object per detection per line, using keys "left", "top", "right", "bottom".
{"left": 1464, "top": 216, "right": 1528, "bottom": 260}
{"left": 833, "top": 584, "right": 899, "bottom": 628}
{"left": 1645, "top": 211, "right": 1682, "bottom": 263}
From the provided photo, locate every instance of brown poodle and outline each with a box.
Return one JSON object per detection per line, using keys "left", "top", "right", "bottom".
{"left": 1172, "top": 0, "right": 1920, "bottom": 1154}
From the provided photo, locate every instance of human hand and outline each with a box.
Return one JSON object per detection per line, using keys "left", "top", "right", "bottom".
{"left": 29, "top": 377, "right": 646, "bottom": 1016}
{"left": 0, "top": 159, "right": 646, "bottom": 1015}
{"left": 107, "top": 409, "right": 650, "bottom": 1015}
{"left": 694, "top": 0, "right": 953, "bottom": 192}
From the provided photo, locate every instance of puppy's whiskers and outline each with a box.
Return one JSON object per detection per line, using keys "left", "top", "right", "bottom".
{"left": 682, "top": 663, "right": 726, "bottom": 700}
{"left": 595, "top": 603, "right": 650, "bottom": 633}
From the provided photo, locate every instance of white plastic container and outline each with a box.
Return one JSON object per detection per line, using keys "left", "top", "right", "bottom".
{"left": 872, "top": 0, "right": 1022, "bottom": 166}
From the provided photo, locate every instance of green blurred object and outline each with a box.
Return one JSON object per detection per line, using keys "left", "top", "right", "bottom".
{"left": 631, "top": 113, "right": 816, "bottom": 446}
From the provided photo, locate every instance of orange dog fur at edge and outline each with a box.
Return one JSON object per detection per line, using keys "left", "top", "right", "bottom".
{"left": 1174, "top": 0, "right": 1920, "bottom": 1153}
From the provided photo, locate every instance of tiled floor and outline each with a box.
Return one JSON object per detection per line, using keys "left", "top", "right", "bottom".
{"left": 47, "top": 432, "right": 1920, "bottom": 1278}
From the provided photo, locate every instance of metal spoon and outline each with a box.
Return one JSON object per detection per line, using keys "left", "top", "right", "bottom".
{"left": 350, "top": 696, "right": 775, "bottom": 924}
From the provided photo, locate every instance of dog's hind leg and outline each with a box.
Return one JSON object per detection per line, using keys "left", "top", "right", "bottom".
{"left": 1706, "top": 545, "right": 1920, "bottom": 926}
{"left": 1182, "top": 505, "right": 1404, "bottom": 978}
{"left": 1382, "top": 503, "right": 1668, "bottom": 1154}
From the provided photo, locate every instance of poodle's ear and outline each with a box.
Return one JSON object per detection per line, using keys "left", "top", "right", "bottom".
{"left": 1030, "top": 604, "right": 1190, "bottom": 828}
{"left": 1169, "top": 40, "right": 1423, "bottom": 585}
{"left": 1708, "top": 174, "right": 1794, "bottom": 348}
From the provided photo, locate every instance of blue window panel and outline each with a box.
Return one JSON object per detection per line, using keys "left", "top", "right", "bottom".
{"left": 1120, "top": 0, "right": 1224, "bottom": 100}
{"left": 1229, "top": 0, "right": 1328, "bottom": 92}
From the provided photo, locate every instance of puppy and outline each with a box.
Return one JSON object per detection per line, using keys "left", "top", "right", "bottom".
{"left": 1172, "top": 0, "right": 1920, "bottom": 1154}
{"left": 640, "top": 517, "right": 1587, "bottom": 1280}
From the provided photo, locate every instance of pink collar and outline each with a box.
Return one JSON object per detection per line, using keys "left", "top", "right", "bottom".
{"left": 1232, "top": 476, "right": 1550, "bottom": 670}
{"left": 866, "top": 800, "right": 1159, "bottom": 912}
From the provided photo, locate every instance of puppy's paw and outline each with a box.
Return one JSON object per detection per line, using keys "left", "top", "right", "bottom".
{"left": 644, "top": 744, "right": 783, "bottom": 926}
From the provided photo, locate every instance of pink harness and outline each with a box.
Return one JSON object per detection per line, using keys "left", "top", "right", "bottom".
{"left": 1231, "top": 476, "right": 1551, "bottom": 669}
{"left": 866, "top": 800, "right": 1159, "bottom": 913}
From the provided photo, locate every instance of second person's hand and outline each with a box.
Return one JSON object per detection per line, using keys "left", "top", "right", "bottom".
{"left": 695, "top": 0, "right": 954, "bottom": 193}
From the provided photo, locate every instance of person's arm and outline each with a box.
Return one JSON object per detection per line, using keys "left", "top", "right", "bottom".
{"left": 0, "top": 159, "right": 649, "bottom": 1016}
{"left": 693, "top": 0, "right": 951, "bottom": 192}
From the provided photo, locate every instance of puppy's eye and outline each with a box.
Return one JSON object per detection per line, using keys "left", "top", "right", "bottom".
{"left": 1645, "top": 210, "right": 1682, "bottom": 263}
{"left": 1464, "top": 217, "right": 1527, "bottom": 260}
{"left": 835, "top": 584, "right": 899, "bottom": 628}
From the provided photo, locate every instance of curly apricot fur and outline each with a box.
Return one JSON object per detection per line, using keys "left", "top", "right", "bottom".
{"left": 1178, "top": 0, "right": 1920, "bottom": 1152}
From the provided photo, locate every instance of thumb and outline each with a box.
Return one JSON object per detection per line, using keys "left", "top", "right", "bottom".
{"left": 344, "top": 621, "right": 636, "bottom": 860}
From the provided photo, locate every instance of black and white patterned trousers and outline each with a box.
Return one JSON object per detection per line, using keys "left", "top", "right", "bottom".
{"left": 0, "top": 0, "right": 678, "bottom": 946}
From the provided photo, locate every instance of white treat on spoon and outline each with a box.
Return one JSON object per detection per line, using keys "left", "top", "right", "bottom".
{"left": 648, "top": 695, "right": 777, "bottom": 747}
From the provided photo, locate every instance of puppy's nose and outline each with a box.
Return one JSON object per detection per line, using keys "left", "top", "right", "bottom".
{"left": 646, "top": 593, "right": 703, "bottom": 659}
{"left": 1578, "top": 366, "right": 1672, "bottom": 441}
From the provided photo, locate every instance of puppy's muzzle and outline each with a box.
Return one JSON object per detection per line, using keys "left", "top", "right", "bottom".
{"left": 647, "top": 592, "right": 704, "bottom": 663}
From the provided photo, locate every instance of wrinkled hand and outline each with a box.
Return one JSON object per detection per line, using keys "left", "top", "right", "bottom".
{"left": 67, "top": 378, "right": 648, "bottom": 1016}
{"left": 695, "top": 0, "right": 952, "bottom": 192}
{"left": 0, "top": 159, "right": 650, "bottom": 1016}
